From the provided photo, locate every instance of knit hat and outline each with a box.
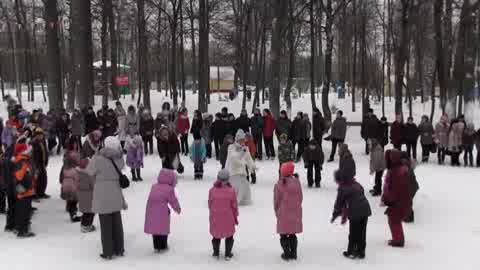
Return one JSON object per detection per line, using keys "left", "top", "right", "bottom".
{"left": 104, "top": 136, "right": 121, "bottom": 151}
{"left": 280, "top": 162, "right": 295, "bottom": 177}
{"left": 279, "top": 133, "right": 288, "bottom": 141}
{"left": 14, "top": 143, "right": 29, "bottom": 156}
{"left": 91, "top": 130, "right": 102, "bottom": 142}
{"left": 217, "top": 169, "right": 230, "bottom": 182}
{"left": 34, "top": 127, "right": 44, "bottom": 136}
{"left": 193, "top": 132, "right": 202, "bottom": 140}
{"left": 235, "top": 129, "right": 246, "bottom": 142}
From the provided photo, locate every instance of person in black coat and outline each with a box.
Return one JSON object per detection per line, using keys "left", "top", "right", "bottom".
{"left": 404, "top": 117, "right": 419, "bottom": 160}
{"left": 275, "top": 110, "right": 292, "bottom": 141}
{"left": 338, "top": 144, "right": 356, "bottom": 181}
{"left": 157, "top": 127, "right": 180, "bottom": 169}
{"left": 140, "top": 110, "right": 155, "bottom": 155}
{"left": 225, "top": 114, "right": 238, "bottom": 136}
{"left": 303, "top": 139, "right": 324, "bottom": 188}
{"left": 103, "top": 109, "right": 118, "bottom": 138}
{"left": 327, "top": 111, "right": 347, "bottom": 162}
{"left": 291, "top": 112, "right": 307, "bottom": 162}
{"left": 331, "top": 168, "right": 371, "bottom": 259}
{"left": 212, "top": 113, "right": 226, "bottom": 161}
{"left": 380, "top": 117, "right": 389, "bottom": 147}
{"left": 236, "top": 109, "right": 251, "bottom": 134}
{"left": 361, "top": 109, "right": 381, "bottom": 154}
{"left": 190, "top": 110, "right": 203, "bottom": 136}
{"left": 31, "top": 128, "right": 50, "bottom": 199}
{"left": 55, "top": 111, "right": 70, "bottom": 155}
{"left": 84, "top": 107, "right": 98, "bottom": 135}
{"left": 250, "top": 109, "right": 264, "bottom": 160}
{"left": 312, "top": 108, "right": 326, "bottom": 145}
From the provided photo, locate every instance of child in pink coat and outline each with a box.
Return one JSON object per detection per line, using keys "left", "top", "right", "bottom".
{"left": 274, "top": 162, "right": 303, "bottom": 261}
{"left": 144, "top": 169, "right": 181, "bottom": 252}
{"left": 208, "top": 169, "right": 239, "bottom": 260}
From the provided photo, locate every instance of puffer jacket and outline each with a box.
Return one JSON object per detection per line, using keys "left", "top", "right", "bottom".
{"left": 274, "top": 175, "right": 303, "bottom": 234}
{"left": 278, "top": 141, "right": 295, "bottom": 164}
{"left": 418, "top": 121, "right": 434, "bottom": 145}
{"left": 370, "top": 143, "right": 386, "bottom": 173}
{"left": 332, "top": 179, "right": 372, "bottom": 221}
{"left": 89, "top": 146, "right": 127, "bottom": 214}
{"left": 302, "top": 140, "right": 324, "bottom": 165}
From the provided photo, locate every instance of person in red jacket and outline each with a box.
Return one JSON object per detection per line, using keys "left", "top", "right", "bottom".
{"left": 263, "top": 109, "right": 276, "bottom": 160}
{"left": 176, "top": 108, "right": 190, "bottom": 156}
{"left": 382, "top": 149, "right": 411, "bottom": 247}
{"left": 390, "top": 114, "right": 404, "bottom": 150}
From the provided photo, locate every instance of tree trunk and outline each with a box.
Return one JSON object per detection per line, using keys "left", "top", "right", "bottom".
{"left": 137, "top": 0, "right": 150, "bottom": 109}
{"left": 310, "top": 0, "right": 317, "bottom": 110}
{"left": 188, "top": 0, "right": 197, "bottom": 93}
{"left": 33, "top": 0, "right": 46, "bottom": 102}
{"left": 170, "top": 4, "right": 179, "bottom": 108}
{"left": 352, "top": 0, "right": 357, "bottom": 113}
{"left": 394, "top": 0, "right": 412, "bottom": 116}
{"left": 66, "top": 0, "right": 76, "bottom": 110}
{"left": 434, "top": 0, "right": 447, "bottom": 112}
{"left": 106, "top": 0, "right": 118, "bottom": 100}
{"left": 180, "top": 0, "right": 186, "bottom": 104}
{"left": 45, "top": 0, "right": 64, "bottom": 110}
{"left": 72, "top": 0, "right": 94, "bottom": 109}
{"left": 198, "top": 0, "right": 209, "bottom": 112}
{"left": 101, "top": 1, "right": 109, "bottom": 106}
{"left": 322, "top": 0, "right": 333, "bottom": 122}
{"left": 241, "top": 5, "right": 251, "bottom": 111}
{"left": 452, "top": 0, "right": 478, "bottom": 116}
{"left": 270, "top": 0, "right": 289, "bottom": 118}
{"left": 284, "top": 0, "right": 295, "bottom": 115}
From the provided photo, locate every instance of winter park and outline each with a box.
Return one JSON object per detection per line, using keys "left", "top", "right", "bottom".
{"left": 1, "top": 0, "right": 480, "bottom": 269}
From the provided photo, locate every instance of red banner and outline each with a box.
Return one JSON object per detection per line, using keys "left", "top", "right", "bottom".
{"left": 115, "top": 75, "right": 129, "bottom": 86}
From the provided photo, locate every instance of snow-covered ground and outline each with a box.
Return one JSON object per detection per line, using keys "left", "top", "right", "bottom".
{"left": 1, "top": 89, "right": 480, "bottom": 270}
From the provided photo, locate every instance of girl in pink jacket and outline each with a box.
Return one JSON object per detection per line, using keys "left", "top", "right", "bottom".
{"left": 144, "top": 169, "right": 181, "bottom": 252}
{"left": 274, "top": 162, "right": 303, "bottom": 261}
{"left": 208, "top": 169, "right": 239, "bottom": 261}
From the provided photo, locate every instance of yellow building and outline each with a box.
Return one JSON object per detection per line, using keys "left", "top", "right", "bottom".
{"left": 209, "top": 66, "right": 235, "bottom": 93}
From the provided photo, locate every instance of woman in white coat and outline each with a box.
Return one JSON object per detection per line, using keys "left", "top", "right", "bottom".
{"left": 225, "top": 130, "right": 256, "bottom": 206}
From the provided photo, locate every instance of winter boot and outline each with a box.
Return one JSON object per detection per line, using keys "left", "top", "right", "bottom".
{"left": 403, "top": 210, "right": 415, "bottom": 223}
{"left": 81, "top": 225, "right": 96, "bottom": 233}
{"left": 289, "top": 235, "right": 298, "bottom": 260}
{"left": 131, "top": 169, "right": 138, "bottom": 182}
{"left": 280, "top": 237, "right": 290, "bottom": 261}
{"left": 251, "top": 173, "right": 257, "bottom": 184}
{"left": 225, "top": 237, "right": 234, "bottom": 260}
{"left": 388, "top": 240, "right": 405, "bottom": 248}
{"left": 70, "top": 212, "right": 81, "bottom": 223}
{"left": 17, "top": 231, "right": 35, "bottom": 238}
{"left": 212, "top": 239, "right": 220, "bottom": 258}
{"left": 136, "top": 169, "right": 143, "bottom": 181}
{"left": 369, "top": 189, "right": 381, "bottom": 197}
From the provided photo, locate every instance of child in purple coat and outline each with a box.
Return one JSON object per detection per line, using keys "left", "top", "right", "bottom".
{"left": 209, "top": 169, "right": 239, "bottom": 260}
{"left": 145, "top": 169, "right": 181, "bottom": 252}
{"left": 126, "top": 135, "right": 144, "bottom": 181}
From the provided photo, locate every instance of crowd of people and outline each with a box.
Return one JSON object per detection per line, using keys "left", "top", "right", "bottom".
{"left": 0, "top": 95, "right": 477, "bottom": 262}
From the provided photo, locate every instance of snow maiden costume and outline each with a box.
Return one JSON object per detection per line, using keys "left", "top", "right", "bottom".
{"left": 225, "top": 130, "right": 255, "bottom": 206}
